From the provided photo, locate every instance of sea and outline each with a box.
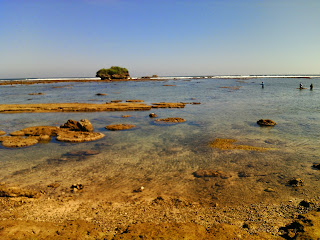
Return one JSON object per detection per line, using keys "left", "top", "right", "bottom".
{"left": 1, "top": 75, "right": 320, "bottom": 206}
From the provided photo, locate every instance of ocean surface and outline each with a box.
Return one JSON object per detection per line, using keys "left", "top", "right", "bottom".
{"left": 1, "top": 76, "right": 320, "bottom": 205}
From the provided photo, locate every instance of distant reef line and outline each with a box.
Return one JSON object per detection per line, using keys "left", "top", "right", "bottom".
{"left": 0, "top": 78, "right": 166, "bottom": 86}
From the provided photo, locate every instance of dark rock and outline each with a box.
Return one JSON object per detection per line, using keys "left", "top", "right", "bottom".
{"left": 312, "top": 163, "right": 320, "bottom": 170}
{"left": 257, "top": 119, "right": 277, "bottom": 126}
{"left": 299, "top": 200, "right": 315, "bottom": 208}
{"left": 289, "top": 178, "right": 304, "bottom": 187}
{"left": 149, "top": 113, "right": 158, "bottom": 118}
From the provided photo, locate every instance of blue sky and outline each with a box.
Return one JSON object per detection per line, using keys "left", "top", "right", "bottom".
{"left": 1, "top": 0, "right": 319, "bottom": 78}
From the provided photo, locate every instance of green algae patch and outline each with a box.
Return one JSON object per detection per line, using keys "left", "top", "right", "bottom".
{"left": 209, "top": 138, "right": 272, "bottom": 152}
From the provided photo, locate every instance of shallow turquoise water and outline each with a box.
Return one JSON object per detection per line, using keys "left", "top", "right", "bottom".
{"left": 1, "top": 77, "right": 320, "bottom": 204}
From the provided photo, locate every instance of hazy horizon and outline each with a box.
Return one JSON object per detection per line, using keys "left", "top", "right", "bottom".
{"left": 1, "top": 0, "right": 320, "bottom": 78}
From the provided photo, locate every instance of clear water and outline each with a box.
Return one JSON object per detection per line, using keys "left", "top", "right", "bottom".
{"left": 1, "top": 77, "right": 320, "bottom": 206}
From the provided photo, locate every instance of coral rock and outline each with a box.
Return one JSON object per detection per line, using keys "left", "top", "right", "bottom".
{"left": 105, "top": 124, "right": 136, "bottom": 131}
{"left": 56, "top": 131, "right": 104, "bottom": 142}
{"left": 155, "top": 117, "right": 186, "bottom": 123}
{"left": 0, "top": 136, "right": 38, "bottom": 148}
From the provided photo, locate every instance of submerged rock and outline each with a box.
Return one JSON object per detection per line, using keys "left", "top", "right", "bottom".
{"left": 64, "top": 150, "right": 100, "bottom": 158}
{"left": 257, "top": 119, "right": 277, "bottom": 126}
{"left": 210, "top": 138, "right": 271, "bottom": 151}
{"left": 193, "top": 169, "right": 231, "bottom": 179}
{"left": 155, "top": 117, "right": 186, "bottom": 123}
{"left": 56, "top": 131, "right": 104, "bottom": 142}
{"left": 105, "top": 124, "right": 136, "bottom": 131}
{"left": 151, "top": 102, "right": 186, "bottom": 108}
{"left": 28, "top": 92, "right": 44, "bottom": 95}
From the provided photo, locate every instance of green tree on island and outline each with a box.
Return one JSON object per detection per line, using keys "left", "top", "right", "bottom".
{"left": 96, "top": 66, "right": 130, "bottom": 80}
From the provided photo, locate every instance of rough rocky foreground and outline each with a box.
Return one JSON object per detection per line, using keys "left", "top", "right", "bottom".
{"left": 0, "top": 182, "right": 319, "bottom": 240}
{"left": 0, "top": 102, "right": 186, "bottom": 113}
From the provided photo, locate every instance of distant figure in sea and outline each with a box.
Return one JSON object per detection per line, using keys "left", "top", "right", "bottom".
{"left": 261, "top": 81, "right": 264, "bottom": 88}
{"left": 299, "top": 82, "right": 303, "bottom": 89}
{"left": 310, "top": 83, "right": 313, "bottom": 90}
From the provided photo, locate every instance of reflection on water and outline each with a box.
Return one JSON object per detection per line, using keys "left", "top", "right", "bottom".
{"left": 0, "top": 77, "right": 320, "bottom": 206}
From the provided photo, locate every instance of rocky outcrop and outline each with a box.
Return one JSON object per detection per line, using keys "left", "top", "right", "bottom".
{"left": 280, "top": 211, "right": 320, "bottom": 239}
{"left": 257, "top": 119, "right": 277, "bottom": 126}
{"left": 105, "top": 124, "right": 136, "bottom": 131}
{"left": 1, "top": 120, "right": 104, "bottom": 146}
{"left": 155, "top": 117, "right": 186, "bottom": 123}
{"left": 60, "top": 119, "right": 93, "bottom": 132}
{"left": 0, "top": 184, "right": 40, "bottom": 198}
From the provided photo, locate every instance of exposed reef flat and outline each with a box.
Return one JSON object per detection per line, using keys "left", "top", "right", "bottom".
{"left": 0, "top": 102, "right": 187, "bottom": 113}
